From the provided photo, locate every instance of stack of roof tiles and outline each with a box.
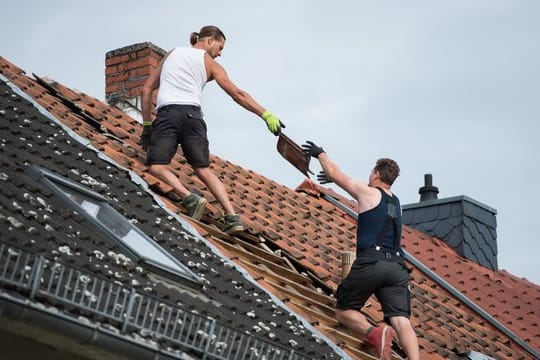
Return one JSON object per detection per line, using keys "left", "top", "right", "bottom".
{"left": 1, "top": 54, "right": 539, "bottom": 359}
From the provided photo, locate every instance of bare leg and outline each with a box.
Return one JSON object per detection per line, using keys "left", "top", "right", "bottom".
{"left": 149, "top": 164, "right": 190, "bottom": 197}
{"left": 194, "top": 167, "right": 235, "bottom": 215}
{"left": 335, "top": 309, "right": 372, "bottom": 335}
{"left": 389, "top": 316, "right": 419, "bottom": 360}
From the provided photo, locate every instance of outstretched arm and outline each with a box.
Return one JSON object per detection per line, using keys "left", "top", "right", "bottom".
{"left": 206, "top": 53, "right": 263, "bottom": 114}
{"left": 206, "top": 54, "right": 283, "bottom": 135}
{"left": 318, "top": 153, "right": 371, "bottom": 201}
{"left": 302, "top": 141, "right": 371, "bottom": 202}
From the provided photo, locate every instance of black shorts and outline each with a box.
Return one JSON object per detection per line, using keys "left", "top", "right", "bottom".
{"left": 146, "top": 105, "right": 210, "bottom": 168}
{"left": 336, "top": 256, "right": 411, "bottom": 321}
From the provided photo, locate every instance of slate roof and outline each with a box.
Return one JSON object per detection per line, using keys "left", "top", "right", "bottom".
{"left": 0, "top": 62, "right": 341, "bottom": 359}
{"left": 403, "top": 196, "right": 498, "bottom": 270}
{"left": 1, "top": 55, "right": 539, "bottom": 359}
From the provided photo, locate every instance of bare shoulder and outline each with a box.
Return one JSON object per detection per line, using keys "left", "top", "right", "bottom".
{"left": 356, "top": 186, "right": 382, "bottom": 213}
{"left": 203, "top": 52, "right": 214, "bottom": 65}
{"left": 203, "top": 53, "right": 222, "bottom": 80}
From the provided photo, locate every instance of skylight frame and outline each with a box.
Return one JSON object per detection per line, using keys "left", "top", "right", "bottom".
{"left": 25, "top": 165, "right": 202, "bottom": 289}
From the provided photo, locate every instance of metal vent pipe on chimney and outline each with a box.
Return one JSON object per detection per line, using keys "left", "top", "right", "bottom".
{"left": 419, "top": 174, "right": 439, "bottom": 202}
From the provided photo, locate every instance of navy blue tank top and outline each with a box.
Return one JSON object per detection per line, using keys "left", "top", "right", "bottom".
{"left": 356, "top": 189, "right": 402, "bottom": 256}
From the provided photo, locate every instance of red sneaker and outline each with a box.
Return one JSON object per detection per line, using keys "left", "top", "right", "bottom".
{"left": 365, "top": 325, "right": 395, "bottom": 360}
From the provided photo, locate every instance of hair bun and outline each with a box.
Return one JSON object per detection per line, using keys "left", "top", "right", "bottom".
{"left": 189, "top": 32, "right": 200, "bottom": 45}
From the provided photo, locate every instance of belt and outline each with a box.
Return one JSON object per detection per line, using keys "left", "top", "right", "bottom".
{"left": 358, "top": 246, "right": 404, "bottom": 261}
{"left": 158, "top": 104, "right": 200, "bottom": 112}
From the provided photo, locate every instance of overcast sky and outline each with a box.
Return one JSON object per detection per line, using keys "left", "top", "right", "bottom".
{"left": 2, "top": 1, "right": 539, "bottom": 284}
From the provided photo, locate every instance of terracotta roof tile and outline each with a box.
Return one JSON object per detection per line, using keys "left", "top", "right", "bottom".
{"left": 0, "top": 75, "right": 342, "bottom": 359}
{"left": 2, "top": 55, "right": 539, "bottom": 359}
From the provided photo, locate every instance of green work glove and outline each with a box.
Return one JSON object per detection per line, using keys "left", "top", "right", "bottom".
{"left": 261, "top": 110, "right": 285, "bottom": 135}
{"left": 301, "top": 141, "right": 325, "bottom": 158}
{"left": 139, "top": 121, "right": 153, "bottom": 151}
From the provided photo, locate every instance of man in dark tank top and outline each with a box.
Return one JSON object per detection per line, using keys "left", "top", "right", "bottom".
{"left": 303, "top": 140, "right": 419, "bottom": 360}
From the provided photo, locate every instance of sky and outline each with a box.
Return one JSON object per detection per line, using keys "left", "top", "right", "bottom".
{"left": 2, "top": 1, "right": 539, "bottom": 284}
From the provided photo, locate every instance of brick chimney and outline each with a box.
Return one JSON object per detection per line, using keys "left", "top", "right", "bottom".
{"left": 105, "top": 42, "right": 166, "bottom": 122}
{"left": 402, "top": 174, "right": 499, "bottom": 270}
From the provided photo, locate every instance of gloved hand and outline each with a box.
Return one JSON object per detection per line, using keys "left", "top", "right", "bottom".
{"left": 262, "top": 110, "right": 285, "bottom": 135}
{"left": 317, "top": 171, "right": 333, "bottom": 184}
{"left": 301, "top": 141, "right": 325, "bottom": 158}
{"left": 139, "top": 121, "right": 153, "bottom": 151}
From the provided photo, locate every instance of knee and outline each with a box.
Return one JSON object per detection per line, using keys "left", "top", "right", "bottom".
{"left": 193, "top": 166, "right": 211, "bottom": 178}
{"left": 335, "top": 309, "right": 347, "bottom": 324}
{"left": 149, "top": 165, "right": 165, "bottom": 176}
{"left": 148, "top": 165, "right": 161, "bottom": 175}
{"left": 390, "top": 316, "right": 412, "bottom": 333}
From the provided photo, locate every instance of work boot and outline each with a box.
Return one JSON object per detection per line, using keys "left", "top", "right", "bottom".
{"left": 365, "top": 325, "right": 394, "bottom": 360}
{"left": 181, "top": 193, "right": 207, "bottom": 220}
{"left": 218, "top": 214, "right": 244, "bottom": 235}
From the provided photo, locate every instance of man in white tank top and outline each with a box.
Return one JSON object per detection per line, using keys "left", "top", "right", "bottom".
{"left": 140, "top": 26, "right": 284, "bottom": 234}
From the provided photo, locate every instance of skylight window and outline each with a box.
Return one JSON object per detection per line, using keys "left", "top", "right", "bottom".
{"left": 25, "top": 165, "right": 202, "bottom": 289}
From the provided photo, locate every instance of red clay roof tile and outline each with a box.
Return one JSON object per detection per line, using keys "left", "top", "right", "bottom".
{"left": 2, "top": 55, "right": 539, "bottom": 359}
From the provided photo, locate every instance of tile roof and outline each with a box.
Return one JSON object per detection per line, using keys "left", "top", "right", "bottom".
{"left": 404, "top": 225, "right": 540, "bottom": 350}
{"left": 0, "top": 61, "right": 341, "bottom": 359}
{"left": 1, "top": 55, "right": 539, "bottom": 359}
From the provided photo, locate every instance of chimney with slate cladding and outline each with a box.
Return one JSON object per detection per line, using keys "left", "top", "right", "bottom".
{"left": 402, "top": 174, "right": 499, "bottom": 270}
{"left": 105, "top": 42, "right": 166, "bottom": 122}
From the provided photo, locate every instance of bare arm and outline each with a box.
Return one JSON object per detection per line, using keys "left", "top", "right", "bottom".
{"left": 205, "top": 53, "right": 266, "bottom": 116}
{"left": 141, "top": 51, "right": 171, "bottom": 123}
{"left": 318, "top": 153, "right": 373, "bottom": 203}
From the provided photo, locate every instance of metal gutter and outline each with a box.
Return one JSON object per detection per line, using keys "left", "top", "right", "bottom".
{"left": 322, "top": 193, "right": 540, "bottom": 360}
{"left": 0, "top": 293, "right": 192, "bottom": 360}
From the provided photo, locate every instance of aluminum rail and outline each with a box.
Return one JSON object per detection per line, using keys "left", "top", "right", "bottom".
{"left": 0, "top": 240, "right": 310, "bottom": 360}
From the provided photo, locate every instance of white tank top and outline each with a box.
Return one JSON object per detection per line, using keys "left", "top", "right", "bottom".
{"left": 156, "top": 47, "right": 207, "bottom": 109}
